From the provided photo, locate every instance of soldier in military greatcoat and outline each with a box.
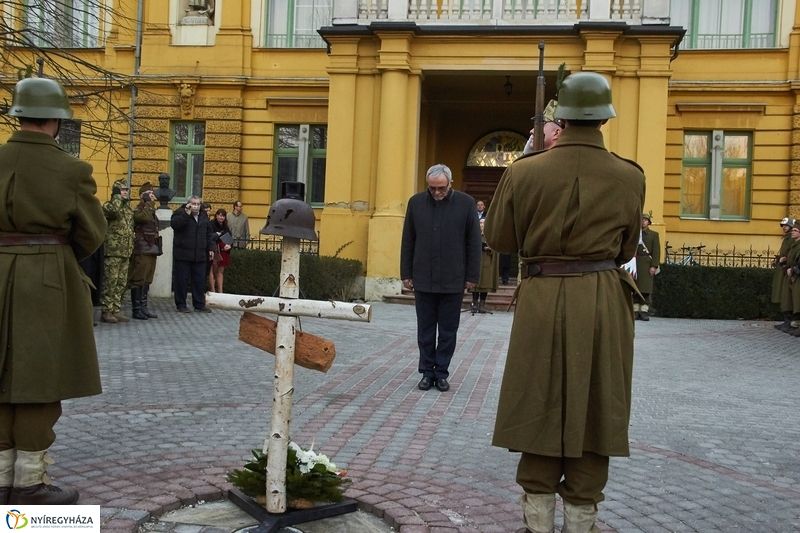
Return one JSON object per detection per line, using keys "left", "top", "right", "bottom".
{"left": 486, "top": 72, "right": 644, "bottom": 532}
{"left": 129, "top": 182, "right": 161, "bottom": 320}
{"left": 0, "top": 77, "right": 106, "bottom": 504}
{"left": 772, "top": 217, "right": 795, "bottom": 331}
{"left": 633, "top": 212, "right": 661, "bottom": 321}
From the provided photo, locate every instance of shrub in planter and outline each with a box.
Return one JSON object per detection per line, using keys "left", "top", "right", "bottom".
{"left": 652, "top": 264, "right": 779, "bottom": 320}
{"left": 224, "top": 248, "right": 362, "bottom": 301}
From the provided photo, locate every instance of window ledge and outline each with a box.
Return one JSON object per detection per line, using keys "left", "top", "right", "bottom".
{"left": 675, "top": 103, "right": 766, "bottom": 114}
{"left": 266, "top": 97, "right": 328, "bottom": 109}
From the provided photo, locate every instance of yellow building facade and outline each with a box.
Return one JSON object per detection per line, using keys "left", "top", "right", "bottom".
{"left": 0, "top": 0, "right": 797, "bottom": 299}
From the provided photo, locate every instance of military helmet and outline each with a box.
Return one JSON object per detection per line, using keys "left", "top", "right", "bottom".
{"left": 8, "top": 77, "right": 73, "bottom": 119}
{"left": 261, "top": 198, "right": 318, "bottom": 241}
{"left": 554, "top": 72, "right": 616, "bottom": 121}
{"left": 780, "top": 217, "right": 795, "bottom": 227}
{"left": 642, "top": 211, "right": 653, "bottom": 223}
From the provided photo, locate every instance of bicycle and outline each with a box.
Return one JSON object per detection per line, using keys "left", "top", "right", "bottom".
{"left": 664, "top": 242, "right": 705, "bottom": 266}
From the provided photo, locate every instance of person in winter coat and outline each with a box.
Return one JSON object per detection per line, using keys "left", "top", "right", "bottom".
{"left": 400, "top": 163, "right": 481, "bottom": 393}
{"left": 0, "top": 77, "right": 106, "bottom": 505}
{"left": 129, "top": 182, "right": 161, "bottom": 320}
{"left": 485, "top": 72, "right": 645, "bottom": 533}
{"left": 171, "top": 195, "right": 214, "bottom": 312}
{"left": 633, "top": 212, "right": 660, "bottom": 321}
{"left": 470, "top": 218, "right": 499, "bottom": 313}
{"left": 100, "top": 178, "right": 134, "bottom": 323}
{"left": 773, "top": 217, "right": 795, "bottom": 331}
{"left": 209, "top": 208, "right": 233, "bottom": 293}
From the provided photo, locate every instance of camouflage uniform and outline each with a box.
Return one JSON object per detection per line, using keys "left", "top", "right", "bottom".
{"left": 101, "top": 180, "right": 134, "bottom": 321}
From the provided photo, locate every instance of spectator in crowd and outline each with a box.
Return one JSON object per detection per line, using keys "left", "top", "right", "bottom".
{"left": 633, "top": 212, "right": 660, "bottom": 321}
{"left": 129, "top": 183, "right": 161, "bottom": 320}
{"left": 783, "top": 220, "right": 800, "bottom": 336}
{"left": 476, "top": 200, "right": 487, "bottom": 220}
{"left": 228, "top": 200, "right": 250, "bottom": 249}
{"left": 100, "top": 179, "right": 134, "bottom": 323}
{"left": 209, "top": 208, "right": 233, "bottom": 293}
{"left": 773, "top": 217, "right": 795, "bottom": 331}
{"left": 0, "top": 77, "right": 106, "bottom": 504}
{"left": 470, "top": 218, "right": 499, "bottom": 314}
{"left": 171, "top": 196, "right": 214, "bottom": 313}
{"left": 485, "top": 72, "right": 644, "bottom": 532}
{"left": 401, "top": 163, "right": 481, "bottom": 393}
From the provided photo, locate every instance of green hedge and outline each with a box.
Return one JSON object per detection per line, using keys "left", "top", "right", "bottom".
{"left": 652, "top": 264, "right": 779, "bottom": 320}
{"left": 224, "top": 249, "right": 363, "bottom": 301}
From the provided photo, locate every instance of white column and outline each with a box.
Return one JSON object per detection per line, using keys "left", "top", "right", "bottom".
{"left": 149, "top": 209, "right": 174, "bottom": 298}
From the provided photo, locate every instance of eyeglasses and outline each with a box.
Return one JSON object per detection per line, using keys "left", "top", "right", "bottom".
{"left": 428, "top": 185, "right": 450, "bottom": 193}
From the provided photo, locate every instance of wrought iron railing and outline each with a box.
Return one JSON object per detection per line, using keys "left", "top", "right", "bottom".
{"left": 236, "top": 235, "right": 320, "bottom": 255}
{"left": 663, "top": 242, "right": 776, "bottom": 269}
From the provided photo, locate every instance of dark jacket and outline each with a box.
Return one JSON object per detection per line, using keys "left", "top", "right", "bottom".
{"left": 0, "top": 130, "right": 106, "bottom": 402}
{"left": 400, "top": 188, "right": 481, "bottom": 293}
{"left": 171, "top": 208, "right": 214, "bottom": 262}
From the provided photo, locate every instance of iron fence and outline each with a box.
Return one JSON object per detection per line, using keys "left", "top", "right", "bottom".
{"left": 663, "top": 242, "right": 776, "bottom": 269}
{"left": 235, "top": 234, "right": 319, "bottom": 255}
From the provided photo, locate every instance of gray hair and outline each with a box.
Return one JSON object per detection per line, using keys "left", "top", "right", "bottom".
{"left": 426, "top": 164, "right": 452, "bottom": 183}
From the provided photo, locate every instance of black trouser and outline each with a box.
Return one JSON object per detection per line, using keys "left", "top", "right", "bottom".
{"left": 499, "top": 254, "right": 511, "bottom": 283}
{"left": 0, "top": 403, "right": 61, "bottom": 452}
{"left": 414, "top": 291, "right": 463, "bottom": 380}
{"left": 174, "top": 259, "right": 207, "bottom": 310}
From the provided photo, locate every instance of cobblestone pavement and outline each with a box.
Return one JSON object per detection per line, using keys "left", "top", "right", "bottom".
{"left": 51, "top": 299, "right": 800, "bottom": 532}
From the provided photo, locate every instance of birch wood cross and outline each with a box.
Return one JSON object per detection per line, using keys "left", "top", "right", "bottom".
{"left": 206, "top": 237, "right": 371, "bottom": 513}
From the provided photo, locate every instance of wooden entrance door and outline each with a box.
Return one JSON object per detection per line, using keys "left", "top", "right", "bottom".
{"left": 462, "top": 166, "right": 506, "bottom": 209}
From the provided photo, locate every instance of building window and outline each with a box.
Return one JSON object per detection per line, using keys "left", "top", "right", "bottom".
{"left": 265, "top": 0, "right": 330, "bottom": 48}
{"left": 57, "top": 119, "right": 81, "bottom": 157}
{"left": 681, "top": 130, "right": 751, "bottom": 220}
{"left": 170, "top": 121, "right": 205, "bottom": 200}
{"left": 24, "top": 0, "right": 102, "bottom": 48}
{"left": 671, "top": 0, "right": 777, "bottom": 49}
{"left": 274, "top": 124, "right": 326, "bottom": 206}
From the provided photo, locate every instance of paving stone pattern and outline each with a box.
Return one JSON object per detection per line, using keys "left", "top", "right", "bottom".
{"left": 51, "top": 300, "right": 800, "bottom": 531}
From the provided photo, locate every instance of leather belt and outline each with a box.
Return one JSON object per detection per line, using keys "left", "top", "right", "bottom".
{"left": 0, "top": 233, "right": 69, "bottom": 246}
{"left": 524, "top": 259, "right": 618, "bottom": 278}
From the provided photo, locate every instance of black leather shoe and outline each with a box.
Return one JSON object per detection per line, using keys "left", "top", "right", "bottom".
{"left": 417, "top": 376, "right": 433, "bottom": 391}
{"left": 9, "top": 484, "right": 79, "bottom": 505}
{"left": 435, "top": 378, "right": 450, "bottom": 392}
{"left": 195, "top": 307, "right": 212, "bottom": 313}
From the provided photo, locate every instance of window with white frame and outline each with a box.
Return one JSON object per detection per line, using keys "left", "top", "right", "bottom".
{"left": 265, "top": 0, "right": 331, "bottom": 48}
{"left": 680, "top": 130, "right": 752, "bottom": 220}
{"left": 24, "top": 0, "right": 101, "bottom": 48}
{"left": 170, "top": 121, "right": 206, "bottom": 200}
{"left": 273, "top": 124, "right": 327, "bottom": 205}
{"left": 670, "top": 0, "right": 777, "bottom": 49}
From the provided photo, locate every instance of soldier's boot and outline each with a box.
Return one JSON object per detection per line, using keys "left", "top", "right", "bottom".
{"left": 8, "top": 450, "right": 79, "bottom": 505}
{"left": 131, "top": 288, "right": 148, "bottom": 320}
{"left": 785, "top": 320, "right": 800, "bottom": 335}
{"left": 633, "top": 303, "right": 641, "bottom": 320}
{"left": 113, "top": 304, "right": 130, "bottom": 322}
{"left": 521, "top": 492, "right": 555, "bottom": 533}
{"left": 775, "top": 312, "right": 792, "bottom": 331}
{"left": 142, "top": 285, "right": 158, "bottom": 319}
{"left": 791, "top": 326, "right": 800, "bottom": 337}
{"left": 639, "top": 304, "right": 650, "bottom": 322}
{"left": 478, "top": 293, "right": 488, "bottom": 313}
{"left": 100, "top": 310, "right": 118, "bottom": 323}
{"left": 562, "top": 502, "right": 600, "bottom": 533}
{"left": 0, "top": 449, "right": 15, "bottom": 504}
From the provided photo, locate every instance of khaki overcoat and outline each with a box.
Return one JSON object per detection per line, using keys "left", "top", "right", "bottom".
{"left": 0, "top": 130, "right": 106, "bottom": 403}
{"left": 635, "top": 228, "right": 660, "bottom": 294}
{"left": 485, "top": 126, "right": 644, "bottom": 458}
{"left": 771, "top": 234, "right": 793, "bottom": 304}
{"left": 474, "top": 244, "right": 499, "bottom": 293}
{"left": 786, "top": 239, "right": 800, "bottom": 313}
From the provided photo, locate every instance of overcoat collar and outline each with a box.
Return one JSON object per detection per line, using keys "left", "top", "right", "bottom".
{"left": 551, "top": 126, "right": 607, "bottom": 151}
{"left": 8, "top": 130, "right": 63, "bottom": 150}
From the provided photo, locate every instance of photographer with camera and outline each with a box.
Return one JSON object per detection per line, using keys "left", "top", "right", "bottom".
{"left": 170, "top": 195, "right": 214, "bottom": 313}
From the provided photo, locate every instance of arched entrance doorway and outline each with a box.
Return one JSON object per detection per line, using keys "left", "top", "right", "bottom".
{"left": 462, "top": 129, "right": 527, "bottom": 282}
{"left": 461, "top": 129, "right": 527, "bottom": 209}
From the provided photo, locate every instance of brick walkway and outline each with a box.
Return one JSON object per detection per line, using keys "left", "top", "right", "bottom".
{"left": 51, "top": 300, "right": 800, "bottom": 531}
